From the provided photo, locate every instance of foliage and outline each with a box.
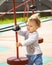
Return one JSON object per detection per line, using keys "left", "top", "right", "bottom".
{"left": 0, "top": 16, "right": 52, "bottom": 24}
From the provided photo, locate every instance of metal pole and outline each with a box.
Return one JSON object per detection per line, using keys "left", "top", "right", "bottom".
{"left": 13, "top": 0, "right": 19, "bottom": 59}
{"left": 31, "top": 0, "right": 35, "bottom": 14}
{"left": 0, "top": 0, "right": 30, "bottom": 17}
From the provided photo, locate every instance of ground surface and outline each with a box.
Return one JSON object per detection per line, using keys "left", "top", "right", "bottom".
{"left": 0, "top": 20, "right": 52, "bottom": 65}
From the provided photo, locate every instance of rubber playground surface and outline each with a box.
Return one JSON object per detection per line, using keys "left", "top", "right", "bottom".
{"left": 0, "top": 20, "right": 52, "bottom": 65}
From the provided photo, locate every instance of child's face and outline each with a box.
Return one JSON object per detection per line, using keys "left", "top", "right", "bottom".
{"left": 27, "top": 21, "right": 38, "bottom": 33}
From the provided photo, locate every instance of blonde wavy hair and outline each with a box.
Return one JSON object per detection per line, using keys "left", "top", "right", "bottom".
{"left": 28, "top": 13, "right": 41, "bottom": 27}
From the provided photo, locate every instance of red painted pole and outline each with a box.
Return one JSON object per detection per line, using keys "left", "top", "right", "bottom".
{"left": 31, "top": 0, "right": 35, "bottom": 14}
{"left": 0, "top": 0, "right": 30, "bottom": 18}
{"left": 13, "top": 0, "right": 19, "bottom": 59}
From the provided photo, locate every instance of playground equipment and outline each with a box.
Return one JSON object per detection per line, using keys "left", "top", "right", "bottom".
{"left": 0, "top": 0, "right": 6, "bottom": 5}
{"left": 7, "top": 0, "right": 28, "bottom": 65}
{"left": 0, "top": 18, "right": 52, "bottom": 32}
{"left": 0, "top": 0, "right": 52, "bottom": 16}
{"left": 0, "top": 0, "right": 52, "bottom": 12}
{"left": 0, "top": 0, "right": 36, "bottom": 65}
{"left": 0, "top": 0, "right": 52, "bottom": 65}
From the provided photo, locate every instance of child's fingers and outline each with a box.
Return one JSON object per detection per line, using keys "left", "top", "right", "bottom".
{"left": 19, "top": 43, "right": 22, "bottom": 46}
{"left": 16, "top": 42, "right": 19, "bottom": 47}
{"left": 16, "top": 42, "right": 22, "bottom": 47}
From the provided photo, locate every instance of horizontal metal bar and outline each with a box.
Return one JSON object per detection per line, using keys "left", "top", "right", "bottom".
{"left": 0, "top": 10, "right": 52, "bottom": 14}
{"left": 0, "top": 28, "right": 12, "bottom": 32}
{"left": 0, "top": 22, "right": 24, "bottom": 30}
{"left": 0, "top": 0, "right": 31, "bottom": 17}
{"left": 0, "top": 18, "right": 52, "bottom": 32}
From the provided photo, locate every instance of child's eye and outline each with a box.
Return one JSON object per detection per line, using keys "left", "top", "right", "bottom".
{"left": 26, "top": 24, "right": 33, "bottom": 27}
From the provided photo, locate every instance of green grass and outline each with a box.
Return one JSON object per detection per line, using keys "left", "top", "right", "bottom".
{"left": 40, "top": 16, "right": 52, "bottom": 19}
{"left": 0, "top": 16, "right": 52, "bottom": 24}
{"left": 0, "top": 17, "right": 25, "bottom": 24}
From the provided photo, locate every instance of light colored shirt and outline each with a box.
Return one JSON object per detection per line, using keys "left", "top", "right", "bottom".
{"left": 18, "top": 30, "right": 42, "bottom": 55}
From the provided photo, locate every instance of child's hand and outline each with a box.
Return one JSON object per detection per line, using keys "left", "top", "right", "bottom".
{"left": 16, "top": 42, "right": 22, "bottom": 47}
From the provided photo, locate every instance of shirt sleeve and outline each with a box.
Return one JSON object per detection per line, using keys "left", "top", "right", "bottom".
{"left": 22, "top": 33, "right": 38, "bottom": 46}
{"left": 18, "top": 30, "right": 27, "bottom": 36}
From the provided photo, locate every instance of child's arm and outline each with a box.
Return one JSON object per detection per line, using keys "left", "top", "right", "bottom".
{"left": 18, "top": 30, "right": 27, "bottom": 36}
{"left": 12, "top": 25, "right": 27, "bottom": 36}
{"left": 22, "top": 33, "right": 38, "bottom": 46}
{"left": 16, "top": 33, "right": 38, "bottom": 46}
